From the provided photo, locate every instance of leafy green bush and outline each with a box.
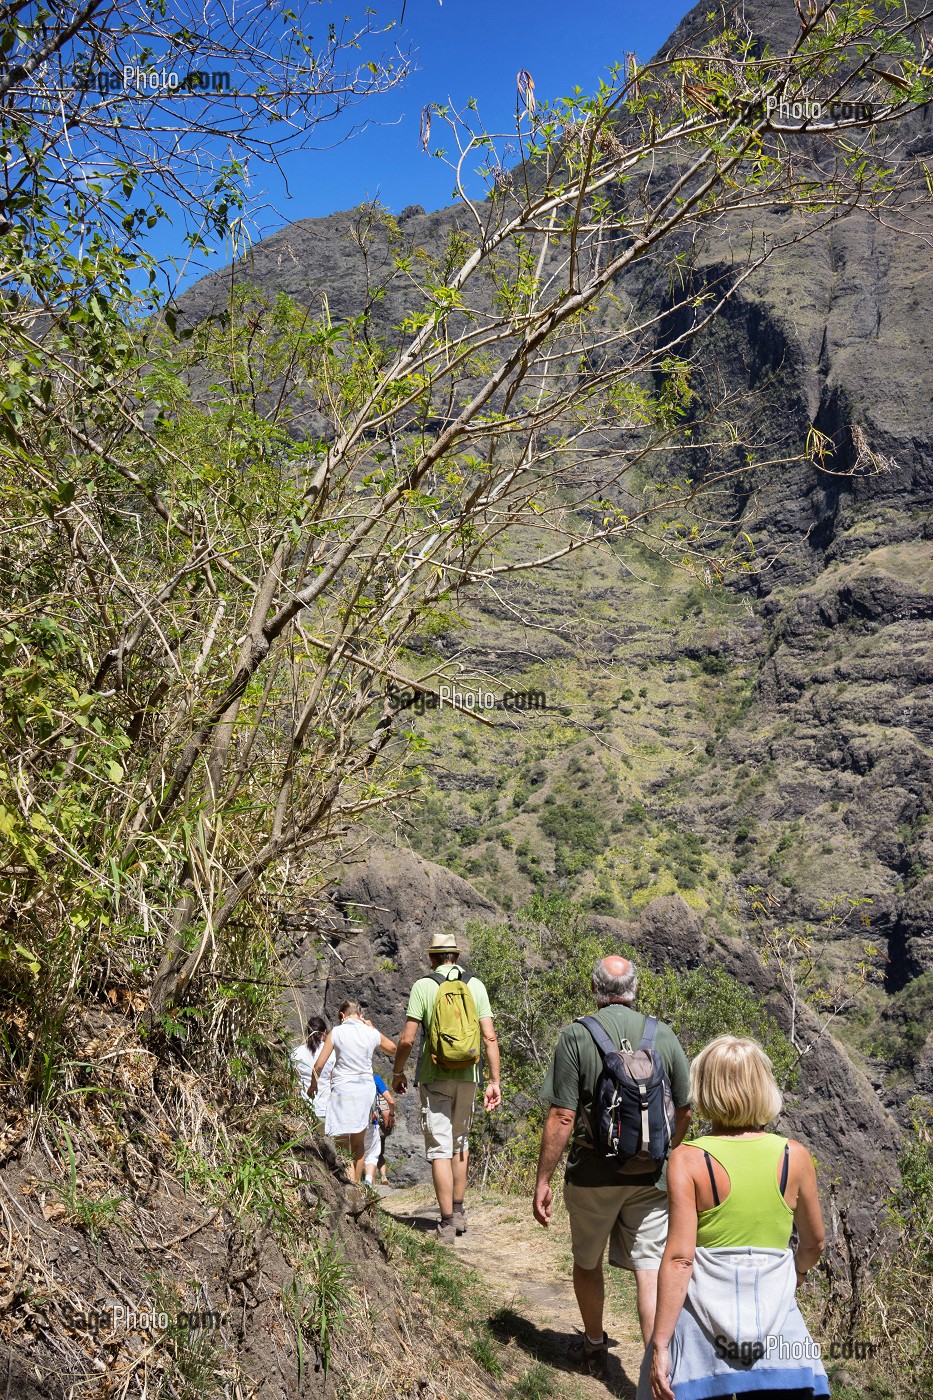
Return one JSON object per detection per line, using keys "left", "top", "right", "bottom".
{"left": 537, "top": 803, "right": 608, "bottom": 877}
{"left": 700, "top": 654, "right": 729, "bottom": 675}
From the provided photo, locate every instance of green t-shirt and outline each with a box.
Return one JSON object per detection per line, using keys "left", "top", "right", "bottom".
{"left": 540, "top": 1004, "right": 691, "bottom": 1189}
{"left": 405, "top": 964, "right": 492, "bottom": 1084}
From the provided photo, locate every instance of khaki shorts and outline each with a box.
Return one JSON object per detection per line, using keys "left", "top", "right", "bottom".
{"left": 419, "top": 1079, "right": 476, "bottom": 1160}
{"left": 563, "top": 1180, "right": 669, "bottom": 1272}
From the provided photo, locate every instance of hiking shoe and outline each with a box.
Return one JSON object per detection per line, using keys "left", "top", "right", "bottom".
{"left": 435, "top": 1220, "right": 457, "bottom": 1246}
{"left": 454, "top": 1205, "right": 467, "bottom": 1235}
{"left": 568, "top": 1332, "right": 609, "bottom": 1379}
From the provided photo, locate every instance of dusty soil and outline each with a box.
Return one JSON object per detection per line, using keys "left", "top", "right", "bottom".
{"left": 382, "top": 1185, "right": 647, "bottom": 1399}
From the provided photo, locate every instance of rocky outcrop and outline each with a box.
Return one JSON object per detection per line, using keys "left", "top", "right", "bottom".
{"left": 623, "top": 895, "right": 901, "bottom": 1199}
{"left": 178, "top": 0, "right": 933, "bottom": 1181}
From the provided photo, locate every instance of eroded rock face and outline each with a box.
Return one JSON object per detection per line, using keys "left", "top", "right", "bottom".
{"left": 178, "top": 0, "right": 933, "bottom": 1186}
{"left": 621, "top": 896, "right": 901, "bottom": 1200}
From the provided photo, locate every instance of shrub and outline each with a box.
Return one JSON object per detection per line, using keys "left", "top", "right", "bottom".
{"left": 537, "top": 802, "right": 608, "bottom": 877}
{"left": 813, "top": 1103, "right": 933, "bottom": 1399}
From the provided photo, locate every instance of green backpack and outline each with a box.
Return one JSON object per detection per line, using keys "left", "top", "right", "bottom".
{"left": 427, "top": 968, "right": 481, "bottom": 1072}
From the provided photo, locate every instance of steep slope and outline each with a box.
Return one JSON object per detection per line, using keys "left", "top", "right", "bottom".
{"left": 176, "top": 0, "right": 933, "bottom": 1167}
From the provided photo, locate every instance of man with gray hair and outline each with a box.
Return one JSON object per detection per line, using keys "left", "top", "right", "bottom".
{"left": 533, "top": 955, "right": 691, "bottom": 1379}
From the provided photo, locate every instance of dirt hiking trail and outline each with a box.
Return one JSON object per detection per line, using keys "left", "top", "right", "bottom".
{"left": 382, "top": 1186, "right": 647, "bottom": 1399}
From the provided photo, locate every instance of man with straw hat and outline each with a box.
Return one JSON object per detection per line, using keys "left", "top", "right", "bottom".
{"left": 393, "top": 931, "right": 501, "bottom": 1243}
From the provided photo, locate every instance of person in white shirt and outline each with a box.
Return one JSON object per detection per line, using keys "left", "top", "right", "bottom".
{"left": 313, "top": 1001, "right": 397, "bottom": 1182}
{"left": 290, "top": 1016, "right": 333, "bottom": 1121}
{"left": 291, "top": 1019, "right": 326, "bottom": 1092}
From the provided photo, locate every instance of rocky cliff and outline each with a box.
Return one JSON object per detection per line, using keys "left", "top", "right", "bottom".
{"left": 179, "top": 0, "right": 933, "bottom": 1192}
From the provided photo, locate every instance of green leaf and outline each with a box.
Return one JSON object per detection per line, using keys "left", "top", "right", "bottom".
{"left": 13, "top": 945, "right": 41, "bottom": 976}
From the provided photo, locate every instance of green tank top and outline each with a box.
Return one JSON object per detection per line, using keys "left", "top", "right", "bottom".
{"left": 693, "top": 1134, "right": 794, "bottom": 1249}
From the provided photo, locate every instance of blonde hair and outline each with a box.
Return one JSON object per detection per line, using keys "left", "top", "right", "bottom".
{"left": 690, "top": 1036, "right": 783, "bottom": 1129}
{"left": 338, "top": 1000, "right": 361, "bottom": 1018}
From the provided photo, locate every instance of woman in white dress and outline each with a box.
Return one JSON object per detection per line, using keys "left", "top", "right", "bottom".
{"left": 290, "top": 1016, "right": 336, "bottom": 1123}
{"left": 313, "top": 1001, "right": 396, "bottom": 1182}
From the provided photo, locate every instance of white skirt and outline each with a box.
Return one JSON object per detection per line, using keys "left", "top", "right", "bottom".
{"left": 325, "top": 1082, "right": 376, "bottom": 1136}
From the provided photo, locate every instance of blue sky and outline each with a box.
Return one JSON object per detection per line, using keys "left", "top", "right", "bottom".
{"left": 158, "top": 0, "right": 692, "bottom": 289}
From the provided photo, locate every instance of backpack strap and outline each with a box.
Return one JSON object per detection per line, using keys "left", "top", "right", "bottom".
{"left": 429, "top": 965, "right": 470, "bottom": 983}
{"left": 416, "top": 972, "right": 446, "bottom": 1085}
{"left": 638, "top": 1015, "right": 659, "bottom": 1051}
{"left": 703, "top": 1150, "right": 721, "bottom": 1206}
{"left": 780, "top": 1142, "right": 790, "bottom": 1196}
{"left": 577, "top": 1015, "right": 619, "bottom": 1060}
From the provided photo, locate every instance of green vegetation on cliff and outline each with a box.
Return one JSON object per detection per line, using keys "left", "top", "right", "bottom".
{"left": 3, "top": 1, "right": 933, "bottom": 1395}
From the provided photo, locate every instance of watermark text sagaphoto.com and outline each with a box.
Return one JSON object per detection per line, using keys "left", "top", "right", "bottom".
{"left": 76, "top": 68, "right": 231, "bottom": 94}
{"left": 388, "top": 684, "right": 548, "bottom": 716}
{"left": 713, "top": 1335, "right": 878, "bottom": 1363}
{"left": 713, "top": 93, "right": 875, "bottom": 122}
{"left": 61, "top": 1304, "right": 223, "bottom": 1335}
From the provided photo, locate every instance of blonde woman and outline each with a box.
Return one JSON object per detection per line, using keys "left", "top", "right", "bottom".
{"left": 644, "top": 1036, "right": 828, "bottom": 1400}
{"left": 313, "top": 1001, "right": 396, "bottom": 1183}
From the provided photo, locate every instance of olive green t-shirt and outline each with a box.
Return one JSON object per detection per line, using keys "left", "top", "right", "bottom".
{"left": 540, "top": 1004, "right": 690, "bottom": 1189}
{"left": 405, "top": 965, "right": 493, "bottom": 1084}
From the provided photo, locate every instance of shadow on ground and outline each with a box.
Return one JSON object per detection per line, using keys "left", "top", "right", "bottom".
{"left": 489, "top": 1306, "right": 638, "bottom": 1399}
{"left": 382, "top": 1208, "right": 437, "bottom": 1233}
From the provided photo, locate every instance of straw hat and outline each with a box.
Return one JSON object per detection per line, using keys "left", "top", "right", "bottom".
{"left": 427, "top": 931, "right": 460, "bottom": 955}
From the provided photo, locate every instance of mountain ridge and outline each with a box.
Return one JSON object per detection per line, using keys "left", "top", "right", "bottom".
{"left": 176, "top": 0, "right": 933, "bottom": 1185}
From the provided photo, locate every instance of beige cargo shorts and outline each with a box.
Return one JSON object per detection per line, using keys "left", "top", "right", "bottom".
{"left": 563, "top": 1179, "right": 669, "bottom": 1271}
{"left": 419, "top": 1079, "right": 476, "bottom": 1159}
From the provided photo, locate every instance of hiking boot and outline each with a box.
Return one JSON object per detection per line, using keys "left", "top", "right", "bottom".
{"left": 568, "top": 1332, "right": 609, "bottom": 1380}
{"left": 435, "top": 1220, "right": 457, "bottom": 1246}
{"left": 454, "top": 1204, "right": 467, "bottom": 1235}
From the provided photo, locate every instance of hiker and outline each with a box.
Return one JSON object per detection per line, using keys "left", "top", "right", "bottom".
{"left": 363, "top": 1072, "right": 396, "bottom": 1186}
{"left": 392, "top": 931, "right": 501, "bottom": 1244}
{"left": 290, "top": 1015, "right": 329, "bottom": 1110}
{"left": 643, "top": 1035, "right": 828, "bottom": 1400}
{"left": 313, "top": 1001, "right": 397, "bottom": 1183}
{"left": 533, "top": 955, "right": 691, "bottom": 1378}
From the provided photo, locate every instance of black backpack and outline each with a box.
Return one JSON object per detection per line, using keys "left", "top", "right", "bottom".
{"left": 577, "top": 1013, "right": 677, "bottom": 1179}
